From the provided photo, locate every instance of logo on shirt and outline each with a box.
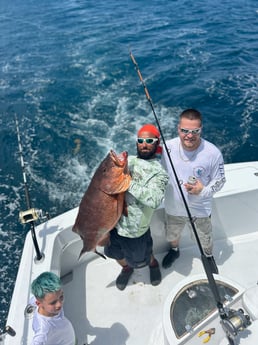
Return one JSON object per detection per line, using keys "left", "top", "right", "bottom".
{"left": 193, "top": 166, "right": 205, "bottom": 178}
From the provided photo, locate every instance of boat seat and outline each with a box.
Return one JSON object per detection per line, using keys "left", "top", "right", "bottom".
{"left": 219, "top": 320, "right": 258, "bottom": 345}
{"left": 242, "top": 284, "right": 258, "bottom": 320}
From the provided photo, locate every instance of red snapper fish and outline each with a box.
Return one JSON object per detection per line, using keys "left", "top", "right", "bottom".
{"left": 72, "top": 150, "right": 131, "bottom": 258}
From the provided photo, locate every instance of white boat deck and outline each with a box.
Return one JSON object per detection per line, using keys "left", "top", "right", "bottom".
{"left": 4, "top": 161, "right": 258, "bottom": 345}
{"left": 62, "top": 232, "right": 258, "bottom": 345}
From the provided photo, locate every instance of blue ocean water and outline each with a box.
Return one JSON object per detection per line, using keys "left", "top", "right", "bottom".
{"left": 0, "top": 0, "right": 258, "bottom": 328}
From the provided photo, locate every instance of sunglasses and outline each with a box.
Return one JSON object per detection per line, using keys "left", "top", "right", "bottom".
{"left": 180, "top": 128, "right": 202, "bottom": 135}
{"left": 137, "top": 138, "right": 159, "bottom": 144}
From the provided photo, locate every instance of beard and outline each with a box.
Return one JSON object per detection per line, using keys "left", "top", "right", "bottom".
{"left": 137, "top": 145, "right": 157, "bottom": 160}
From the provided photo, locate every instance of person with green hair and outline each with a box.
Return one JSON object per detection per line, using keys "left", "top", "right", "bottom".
{"left": 30, "top": 271, "right": 76, "bottom": 345}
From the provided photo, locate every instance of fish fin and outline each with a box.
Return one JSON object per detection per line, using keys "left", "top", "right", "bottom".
{"left": 122, "top": 201, "right": 128, "bottom": 217}
{"left": 95, "top": 249, "right": 107, "bottom": 260}
{"left": 97, "top": 232, "right": 110, "bottom": 247}
{"left": 78, "top": 247, "right": 87, "bottom": 260}
{"left": 101, "top": 176, "right": 131, "bottom": 194}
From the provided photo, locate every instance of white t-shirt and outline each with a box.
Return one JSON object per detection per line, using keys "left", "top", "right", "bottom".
{"left": 161, "top": 137, "right": 225, "bottom": 217}
{"left": 30, "top": 298, "right": 76, "bottom": 345}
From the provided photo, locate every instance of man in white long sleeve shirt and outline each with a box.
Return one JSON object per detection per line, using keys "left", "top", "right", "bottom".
{"left": 161, "top": 109, "right": 226, "bottom": 273}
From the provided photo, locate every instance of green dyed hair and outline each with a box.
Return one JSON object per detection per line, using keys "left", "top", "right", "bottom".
{"left": 31, "top": 271, "right": 61, "bottom": 299}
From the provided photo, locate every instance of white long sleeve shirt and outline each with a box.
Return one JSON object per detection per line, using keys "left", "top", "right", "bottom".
{"left": 116, "top": 155, "right": 169, "bottom": 238}
{"left": 161, "top": 137, "right": 226, "bottom": 217}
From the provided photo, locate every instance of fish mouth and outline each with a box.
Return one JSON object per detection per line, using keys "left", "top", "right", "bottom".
{"left": 110, "top": 150, "right": 128, "bottom": 166}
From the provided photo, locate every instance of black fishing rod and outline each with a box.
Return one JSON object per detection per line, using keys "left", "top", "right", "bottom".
{"left": 129, "top": 52, "right": 251, "bottom": 344}
{"left": 129, "top": 52, "right": 216, "bottom": 270}
{"left": 15, "top": 116, "right": 45, "bottom": 262}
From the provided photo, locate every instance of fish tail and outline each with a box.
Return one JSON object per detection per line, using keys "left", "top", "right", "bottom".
{"left": 95, "top": 249, "right": 107, "bottom": 260}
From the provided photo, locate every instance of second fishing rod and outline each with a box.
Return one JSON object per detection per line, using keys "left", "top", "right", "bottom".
{"left": 129, "top": 51, "right": 224, "bottom": 312}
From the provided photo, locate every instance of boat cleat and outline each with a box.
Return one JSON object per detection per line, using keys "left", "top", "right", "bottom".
{"left": 198, "top": 328, "right": 215, "bottom": 343}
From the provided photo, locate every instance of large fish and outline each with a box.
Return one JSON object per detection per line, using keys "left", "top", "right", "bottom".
{"left": 72, "top": 149, "right": 131, "bottom": 258}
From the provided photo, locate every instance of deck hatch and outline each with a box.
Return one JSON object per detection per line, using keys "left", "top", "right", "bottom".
{"left": 170, "top": 279, "right": 238, "bottom": 338}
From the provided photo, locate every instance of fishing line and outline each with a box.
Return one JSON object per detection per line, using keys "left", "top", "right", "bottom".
{"left": 129, "top": 52, "right": 252, "bottom": 343}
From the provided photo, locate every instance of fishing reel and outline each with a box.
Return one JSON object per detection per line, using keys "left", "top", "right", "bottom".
{"left": 220, "top": 308, "right": 251, "bottom": 342}
{"left": 19, "top": 208, "right": 49, "bottom": 224}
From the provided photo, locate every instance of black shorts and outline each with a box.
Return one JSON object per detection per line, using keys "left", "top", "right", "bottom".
{"left": 104, "top": 228, "right": 153, "bottom": 268}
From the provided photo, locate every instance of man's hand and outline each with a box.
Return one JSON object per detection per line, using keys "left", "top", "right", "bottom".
{"left": 184, "top": 179, "right": 203, "bottom": 195}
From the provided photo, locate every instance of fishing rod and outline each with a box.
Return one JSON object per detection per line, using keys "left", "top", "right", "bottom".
{"left": 129, "top": 52, "right": 251, "bottom": 344}
{"left": 129, "top": 52, "right": 214, "bottom": 266}
{"left": 15, "top": 116, "right": 47, "bottom": 262}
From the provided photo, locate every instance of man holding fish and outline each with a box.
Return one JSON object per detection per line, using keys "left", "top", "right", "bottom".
{"left": 104, "top": 124, "right": 169, "bottom": 290}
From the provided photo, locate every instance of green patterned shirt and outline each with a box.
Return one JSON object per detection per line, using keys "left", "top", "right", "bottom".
{"left": 116, "top": 155, "right": 169, "bottom": 238}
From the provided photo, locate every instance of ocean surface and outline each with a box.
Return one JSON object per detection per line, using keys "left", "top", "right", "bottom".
{"left": 1, "top": 0, "right": 258, "bottom": 328}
